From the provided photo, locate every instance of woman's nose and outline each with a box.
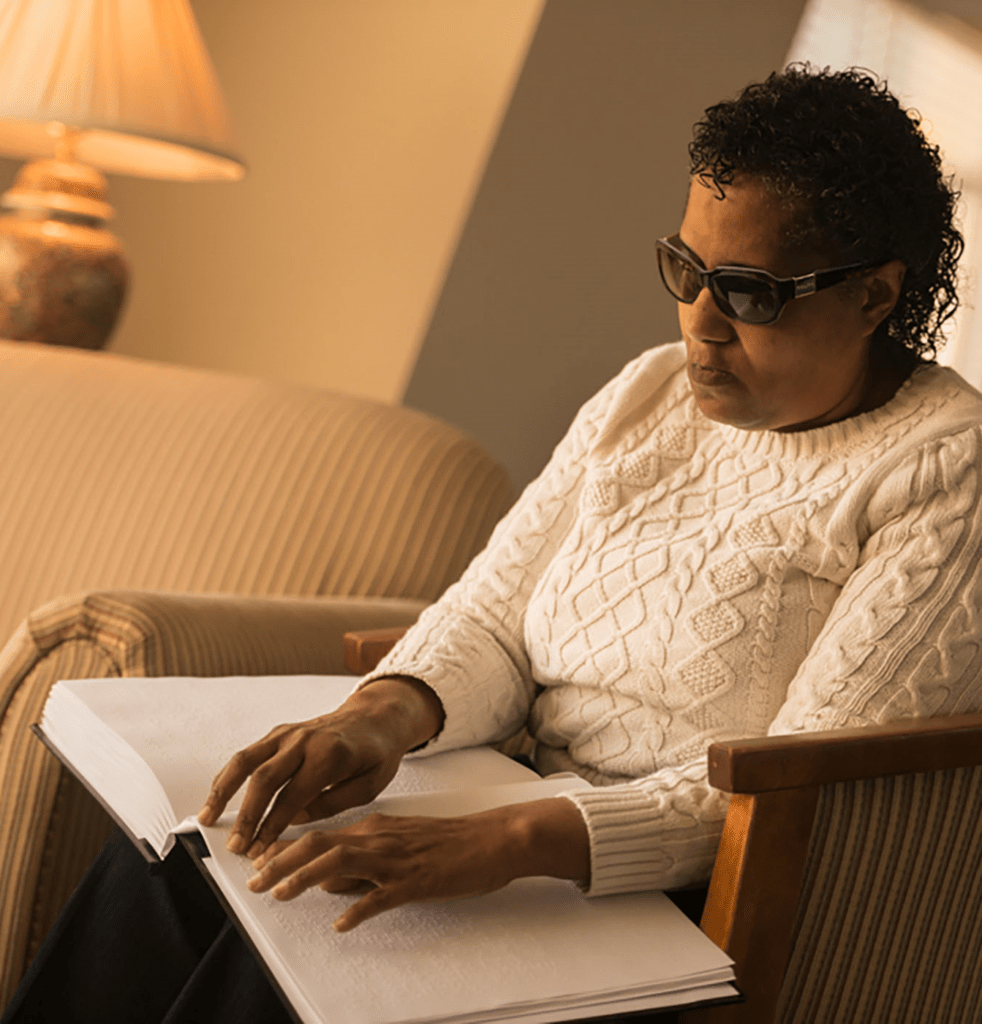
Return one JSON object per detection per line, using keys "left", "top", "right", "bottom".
{"left": 678, "top": 286, "right": 736, "bottom": 344}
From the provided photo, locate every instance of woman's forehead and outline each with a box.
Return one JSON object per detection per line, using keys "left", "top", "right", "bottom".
{"left": 680, "top": 175, "right": 823, "bottom": 275}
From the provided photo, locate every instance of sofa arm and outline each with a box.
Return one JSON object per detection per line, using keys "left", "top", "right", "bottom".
{"left": 0, "top": 589, "right": 428, "bottom": 690}
{"left": 0, "top": 589, "right": 427, "bottom": 1011}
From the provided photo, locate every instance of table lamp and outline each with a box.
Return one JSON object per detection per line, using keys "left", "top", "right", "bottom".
{"left": 0, "top": 0, "right": 245, "bottom": 350}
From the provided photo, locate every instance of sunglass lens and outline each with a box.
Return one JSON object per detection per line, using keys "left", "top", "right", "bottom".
{"left": 657, "top": 245, "right": 784, "bottom": 324}
{"left": 713, "top": 275, "right": 780, "bottom": 324}
{"left": 658, "top": 249, "right": 701, "bottom": 303}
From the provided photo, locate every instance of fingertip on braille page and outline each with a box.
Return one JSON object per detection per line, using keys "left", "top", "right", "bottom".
{"left": 227, "top": 833, "right": 248, "bottom": 854}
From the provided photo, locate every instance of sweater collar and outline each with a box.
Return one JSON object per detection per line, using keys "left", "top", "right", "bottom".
{"left": 711, "top": 362, "right": 949, "bottom": 460}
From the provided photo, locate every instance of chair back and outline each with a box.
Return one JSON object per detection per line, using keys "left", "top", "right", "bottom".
{"left": 693, "top": 715, "right": 982, "bottom": 1024}
{"left": 778, "top": 766, "right": 982, "bottom": 1024}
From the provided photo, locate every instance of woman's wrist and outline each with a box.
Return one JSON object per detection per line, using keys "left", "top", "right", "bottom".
{"left": 353, "top": 674, "right": 445, "bottom": 753}
{"left": 486, "top": 797, "right": 592, "bottom": 887}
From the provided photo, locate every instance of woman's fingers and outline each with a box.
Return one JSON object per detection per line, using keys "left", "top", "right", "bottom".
{"left": 199, "top": 719, "right": 390, "bottom": 855}
{"left": 251, "top": 838, "right": 377, "bottom": 890}
{"left": 282, "top": 772, "right": 391, "bottom": 829}
{"left": 321, "top": 877, "right": 375, "bottom": 895}
{"left": 245, "top": 827, "right": 442, "bottom": 933}
{"left": 243, "top": 742, "right": 395, "bottom": 858}
{"left": 250, "top": 834, "right": 409, "bottom": 929}
{"left": 197, "top": 729, "right": 291, "bottom": 826}
{"left": 253, "top": 839, "right": 292, "bottom": 865}
{"left": 246, "top": 812, "right": 517, "bottom": 931}
{"left": 333, "top": 884, "right": 407, "bottom": 932}
{"left": 249, "top": 831, "right": 369, "bottom": 896}
{"left": 226, "top": 740, "right": 320, "bottom": 853}
{"left": 198, "top": 679, "right": 444, "bottom": 854}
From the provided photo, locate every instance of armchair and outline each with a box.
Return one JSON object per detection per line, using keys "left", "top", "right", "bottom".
{"left": 688, "top": 713, "right": 982, "bottom": 1024}
{"left": 0, "top": 341, "right": 514, "bottom": 1008}
{"left": 346, "top": 630, "right": 982, "bottom": 1024}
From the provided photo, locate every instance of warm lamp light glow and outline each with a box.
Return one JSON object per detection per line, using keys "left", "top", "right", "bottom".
{"left": 0, "top": 0, "right": 244, "bottom": 180}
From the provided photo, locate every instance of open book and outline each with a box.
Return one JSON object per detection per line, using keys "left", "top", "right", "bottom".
{"left": 39, "top": 675, "right": 738, "bottom": 1024}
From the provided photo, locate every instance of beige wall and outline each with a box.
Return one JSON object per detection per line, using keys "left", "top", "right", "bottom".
{"left": 46, "top": 0, "right": 542, "bottom": 403}
{"left": 405, "top": 0, "right": 809, "bottom": 489}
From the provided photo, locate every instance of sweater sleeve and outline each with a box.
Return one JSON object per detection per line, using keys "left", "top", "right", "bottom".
{"left": 770, "top": 424, "right": 982, "bottom": 733}
{"left": 565, "top": 424, "right": 982, "bottom": 897}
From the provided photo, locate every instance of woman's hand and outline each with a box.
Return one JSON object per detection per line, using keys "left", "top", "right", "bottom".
{"left": 197, "top": 676, "right": 444, "bottom": 858}
{"left": 246, "top": 798, "right": 592, "bottom": 931}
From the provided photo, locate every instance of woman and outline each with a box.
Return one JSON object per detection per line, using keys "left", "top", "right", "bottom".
{"left": 7, "top": 65, "right": 982, "bottom": 1022}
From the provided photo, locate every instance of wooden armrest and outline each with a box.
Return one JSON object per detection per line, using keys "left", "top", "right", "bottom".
{"left": 343, "top": 626, "right": 409, "bottom": 675}
{"left": 684, "top": 786, "right": 819, "bottom": 1024}
{"left": 708, "top": 712, "right": 982, "bottom": 794}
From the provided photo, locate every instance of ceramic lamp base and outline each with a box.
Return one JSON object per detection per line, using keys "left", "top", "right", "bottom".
{"left": 0, "top": 212, "right": 128, "bottom": 350}
{"left": 0, "top": 156, "right": 129, "bottom": 350}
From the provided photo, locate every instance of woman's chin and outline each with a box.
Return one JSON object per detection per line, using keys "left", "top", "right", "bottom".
{"left": 692, "top": 391, "right": 766, "bottom": 430}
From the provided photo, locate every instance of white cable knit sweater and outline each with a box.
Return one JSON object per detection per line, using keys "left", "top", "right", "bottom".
{"left": 367, "top": 341, "right": 982, "bottom": 896}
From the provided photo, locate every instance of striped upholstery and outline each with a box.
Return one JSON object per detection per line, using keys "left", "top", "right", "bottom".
{"left": 0, "top": 341, "right": 513, "bottom": 1008}
{"left": 2, "top": 629, "right": 122, "bottom": 999}
{"left": 0, "top": 341, "right": 513, "bottom": 644}
{"left": 778, "top": 767, "right": 982, "bottom": 1024}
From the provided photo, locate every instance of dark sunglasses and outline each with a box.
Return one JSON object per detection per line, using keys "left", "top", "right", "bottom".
{"left": 656, "top": 235, "right": 871, "bottom": 325}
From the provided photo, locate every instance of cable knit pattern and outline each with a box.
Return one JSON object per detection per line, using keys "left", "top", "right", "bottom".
{"left": 366, "top": 342, "right": 982, "bottom": 896}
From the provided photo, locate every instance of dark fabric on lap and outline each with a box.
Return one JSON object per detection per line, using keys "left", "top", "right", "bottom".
{"left": 161, "top": 918, "right": 295, "bottom": 1024}
{"left": 1, "top": 827, "right": 292, "bottom": 1024}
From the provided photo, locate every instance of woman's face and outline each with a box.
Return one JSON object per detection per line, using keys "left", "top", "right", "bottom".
{"left": 676, "top": 175, "right": 882, "bottom": 432}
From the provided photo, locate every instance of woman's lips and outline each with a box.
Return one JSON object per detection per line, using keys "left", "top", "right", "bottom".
{"left": 689, "top": 362, "right": 736, "bottom": 386}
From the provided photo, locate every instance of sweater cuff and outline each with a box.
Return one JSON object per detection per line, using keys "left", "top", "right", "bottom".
{"left": 560, "top": 783, "right": 726, "bottom": 897}
{"left": 361, "top": 640, "right": 530, "bottom": 756}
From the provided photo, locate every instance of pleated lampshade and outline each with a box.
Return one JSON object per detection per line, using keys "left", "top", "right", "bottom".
{"left": 0, "top": 0, "right": 244, "bottom": 181}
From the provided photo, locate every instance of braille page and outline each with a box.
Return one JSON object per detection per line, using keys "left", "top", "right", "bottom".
{"left": 200, "top": 782, "right": 735, "bottom": 1024}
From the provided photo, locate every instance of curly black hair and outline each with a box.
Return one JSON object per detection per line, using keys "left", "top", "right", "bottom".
{"left": 688, "top": 64, "right": 963, "bottom": 361}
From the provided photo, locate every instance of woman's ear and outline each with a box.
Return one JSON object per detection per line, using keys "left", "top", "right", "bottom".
{"left": 861, "top": 259, "right": 906, "bottom": 330}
